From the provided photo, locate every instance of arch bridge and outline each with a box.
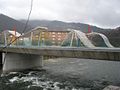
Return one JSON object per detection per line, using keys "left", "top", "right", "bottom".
{"left": 0, "top": 28, "right": 120, "bottom": 72}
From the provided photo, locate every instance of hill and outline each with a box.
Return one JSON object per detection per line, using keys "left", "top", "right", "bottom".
{"left": 0, "top": 14, "right": 31, "bottom": 33}
{"left": 21, "top": 20, "right": 112, "bottom": 33}
{"left": 103, "top": 27, "right": 120, "bottom": 47}
{"left": 0, "top": 14, "right": 119, "bottom": 47}
{"left": 0, "top": 14, "right": 112, "bottom": 33}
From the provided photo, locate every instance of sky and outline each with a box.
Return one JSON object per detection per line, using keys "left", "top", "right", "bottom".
{"left": 0, "top": 0, "right": 120, "bottom": 29}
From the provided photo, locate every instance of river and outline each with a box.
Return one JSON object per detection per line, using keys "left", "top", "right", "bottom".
{"left": 0, "top": 58, "right": 120, "bottom": 90}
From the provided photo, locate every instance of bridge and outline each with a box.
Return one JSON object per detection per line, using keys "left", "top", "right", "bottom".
{"left": 0, "top": 28, "right": 120, "bottom": 72}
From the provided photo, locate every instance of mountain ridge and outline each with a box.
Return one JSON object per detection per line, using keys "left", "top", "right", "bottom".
{"left": 0, "top": 14, "right": 114, "bottom": 33}
{"left": 0, "top": 14, "right": 120, "bottom": 47}
{"left": 0, "top": 14, "right": 31, "bottom": 33}
{"left": 20, "top": 19, "right": 112, "bottom": 33}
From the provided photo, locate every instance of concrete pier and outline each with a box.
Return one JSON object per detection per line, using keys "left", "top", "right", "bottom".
{"left": 0, "top": 52, "right": 2, "bottom": 70}
{"left": 3, "top": 52, "right": 43, "bottom": 72}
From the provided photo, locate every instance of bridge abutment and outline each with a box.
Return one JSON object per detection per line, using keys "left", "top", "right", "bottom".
{"left": 3, "top": 52, "right": 43, "bottom": 72}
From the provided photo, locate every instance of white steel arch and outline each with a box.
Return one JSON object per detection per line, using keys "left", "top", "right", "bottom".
{"left": 88, "top": 32, "right": 114, "bottom": 48}
{"left": 61, "top": 29, "right": 95, "bottom": 48}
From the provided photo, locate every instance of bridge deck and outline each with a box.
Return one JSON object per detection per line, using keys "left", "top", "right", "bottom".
{"left": 0, "top": 46, "right": 120, "bottom": 61}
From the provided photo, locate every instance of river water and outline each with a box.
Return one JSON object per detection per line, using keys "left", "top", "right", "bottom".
{"left": 0, "top": 58, "right": 120, "bottom": 90}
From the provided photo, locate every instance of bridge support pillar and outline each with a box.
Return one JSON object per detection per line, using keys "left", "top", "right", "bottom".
{"left": 3, "top": 52, "right": 43, "bottom": 72}
{"left": 0, "top": 52, "right": 2, "bottom": 70}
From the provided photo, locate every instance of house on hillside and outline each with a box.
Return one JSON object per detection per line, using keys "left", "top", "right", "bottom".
{"left": 0, "top": 30, "right": 20, "bottom": 46}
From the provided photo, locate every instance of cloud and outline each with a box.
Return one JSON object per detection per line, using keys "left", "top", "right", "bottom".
{"left": 87, "top": 0, "right": 120, "bottom": 28}
{"left": 0, "top": 0, "right": 120, "bottom": 28}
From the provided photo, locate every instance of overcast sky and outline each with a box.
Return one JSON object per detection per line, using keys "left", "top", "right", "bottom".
{"left": 0, "top": 0, "right": 120, "bottom": 28}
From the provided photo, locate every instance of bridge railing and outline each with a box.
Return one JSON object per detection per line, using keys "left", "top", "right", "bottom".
{"left": 0, "top": 29, "right": 120, "bottom": 48}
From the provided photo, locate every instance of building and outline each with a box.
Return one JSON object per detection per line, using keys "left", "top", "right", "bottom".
{"left": 0, "top": 30, "right": 20, "bottom": 45}
{"left": 45, "top": 30, "right": 69, "bottom": 45}
{"left": 19, "top": 26, "right": 70, "bottom": 46}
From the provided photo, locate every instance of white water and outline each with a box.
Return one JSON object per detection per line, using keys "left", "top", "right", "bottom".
{"left": 9, "top": 72, "right": 79, "bottom": 90}
{"left": 1, "top": 58, "right": 120, "bottom": 90}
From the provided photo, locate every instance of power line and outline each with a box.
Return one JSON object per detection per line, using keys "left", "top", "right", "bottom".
{"left": 0, "top": 0, "right": 34, "bottom": 73}
{"left": 0, "top": 0, "right": 34, "bottom": 51}
{"left": 22, "top": 0, "right": 33, "bottom": 34}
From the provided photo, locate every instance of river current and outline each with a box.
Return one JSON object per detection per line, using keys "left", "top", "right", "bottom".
{"left": 0, "top": 58, "right": 120, "bottom": 90}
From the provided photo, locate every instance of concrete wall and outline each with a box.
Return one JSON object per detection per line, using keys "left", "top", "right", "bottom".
{"left": 43, "top": 49, "right": 120, "bottom": 61}
{"left": 3, "top": 52, "right": 43, "bottom": 72}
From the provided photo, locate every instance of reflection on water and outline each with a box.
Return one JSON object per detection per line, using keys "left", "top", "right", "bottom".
{"left": 0, "top": 58, "right": 120, "bottom": 90}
